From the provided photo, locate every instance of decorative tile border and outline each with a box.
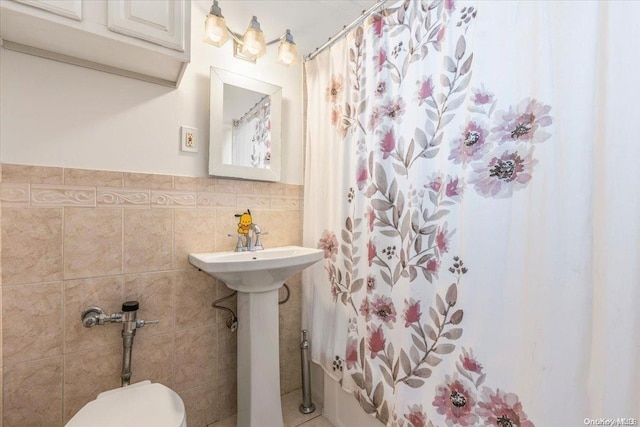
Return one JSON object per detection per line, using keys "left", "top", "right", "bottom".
{"left": 236, "top": 194, "right": 271, "bottom": 209}
{"left": 197, "top": 192, "right": 236, "bottom": 208}
{"left": 150, "top": 190, "right": 196, "bottom": 208}
{"left": 0, "top": 164, "right": 304, "bottom": 210}
{"left": 97, "top": 188, "right": 150, "bottom": 208}
{"left": 31, "top": 185, "right": 96, "bottom": 207}
{"left": 0, "top": 183, "right": 30, "bottom": 207}
{"left": 271, "top": 196, "right": 301, "bottom": 210}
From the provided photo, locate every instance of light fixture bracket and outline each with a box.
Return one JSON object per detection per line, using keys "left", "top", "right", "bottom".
{"left": 209, "top": 0, "right": 223, "bottom": 17}
{"left": 203, "top": 1, "right": 298, "bottom": 66}
{"left": 233, "top": 38, "right": 257, "bottom": 63}
{"left": 283, "top": 29, "right": 295, "bottom": 44}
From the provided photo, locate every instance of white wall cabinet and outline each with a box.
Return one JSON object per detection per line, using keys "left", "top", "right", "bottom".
{"left": 0, "top": 0, "right": 191, "bottom": 87}
{"left": 11, "top": 0, "right": 82, "bottom": 20}
{"left": 108, "top": 0, "right": 186, "bottom": 51}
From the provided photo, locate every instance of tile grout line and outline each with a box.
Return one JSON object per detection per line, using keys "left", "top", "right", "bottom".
{"left": 296, "top": 413, "right": 325, "bottom": 427}
{"left": 61, "top": 196, "right": 67, "bottom": 423}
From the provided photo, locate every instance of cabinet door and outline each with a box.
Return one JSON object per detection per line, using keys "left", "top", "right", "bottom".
{"left": 108, "top": 0, "right": 186, "bottom": 52}
{"left": 11, "top": 0, "right": 82, "bottom": 20}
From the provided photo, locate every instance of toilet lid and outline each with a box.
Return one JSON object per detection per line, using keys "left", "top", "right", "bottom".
{"left": 66, "top": 381, "right": 186, "bottom": 427}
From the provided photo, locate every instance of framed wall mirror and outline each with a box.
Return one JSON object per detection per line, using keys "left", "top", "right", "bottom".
{"left": 209, "top": 67, "right": 282, "bottom": 182}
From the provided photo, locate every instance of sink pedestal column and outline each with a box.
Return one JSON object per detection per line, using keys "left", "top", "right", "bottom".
{"left": 188, "top": 246, "right": 324, "bottom": 427}
{"left": 236, "top": 289, "right": 284, "bottom": 427}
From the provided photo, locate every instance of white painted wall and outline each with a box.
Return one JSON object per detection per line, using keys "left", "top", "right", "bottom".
{"left": 0, "top": 1, "right": 304, "bottom": 184}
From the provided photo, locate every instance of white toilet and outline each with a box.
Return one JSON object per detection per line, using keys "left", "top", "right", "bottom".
{"left": 66, "top": 380, "right": 187, "bottom": 427}
{"left": 70, "top": 302, "right": 187, "bottom": 427}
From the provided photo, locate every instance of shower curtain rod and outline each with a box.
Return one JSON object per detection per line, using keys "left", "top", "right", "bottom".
{"left": 304, "top": 0, "right": 388, "bottom": 62}
{"left": 235, "top": 94, "right": 270, "bottom": 126}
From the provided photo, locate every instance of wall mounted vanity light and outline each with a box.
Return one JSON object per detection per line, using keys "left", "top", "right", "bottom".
{"left": 203, "top": 0, "right": 299, "bottom": 66}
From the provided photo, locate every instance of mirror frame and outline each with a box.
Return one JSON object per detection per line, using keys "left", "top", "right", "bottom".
{"left": 209, "top": 67, "right": 282, "bottom": 182}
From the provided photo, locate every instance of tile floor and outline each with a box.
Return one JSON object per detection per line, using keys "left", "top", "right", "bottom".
{"left": 209, "top": 389, "right": 334, "bottom": 427}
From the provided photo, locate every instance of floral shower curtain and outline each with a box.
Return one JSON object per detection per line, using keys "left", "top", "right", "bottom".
{"left": 232, "top": 95, "right": 272, "bottom": 168}
{"left": 303, "top": 1, "right": 640, "bottom": 426}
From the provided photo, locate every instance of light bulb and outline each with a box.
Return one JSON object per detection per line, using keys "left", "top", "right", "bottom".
{"left": 277, "top": 30, "right": 298, "bottom": 66}
{"left": 203, "top": 1, "right": 229, "bottom": 47}
{"left": 241, "top": 17, "right": 266, "bottom": 58}
{"left": 204, "top": 15, "right": 229, "bottom": 47}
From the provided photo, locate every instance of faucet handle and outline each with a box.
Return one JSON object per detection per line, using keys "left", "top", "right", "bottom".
{"left": 254, "top": 230, "right": 267, "bottom": 251}
{"left": 136, "top": 319, "right": 159, "bottom": 328}
{"left": 228, "top": 233, "right": 247, "bottom": 252}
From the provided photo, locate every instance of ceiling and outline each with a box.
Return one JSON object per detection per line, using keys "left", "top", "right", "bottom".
{"left": 194, "top": 0, "right": 378, "bottom": 57}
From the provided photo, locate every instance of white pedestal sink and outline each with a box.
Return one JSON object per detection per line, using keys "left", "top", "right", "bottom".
{"left": 188, "top": 246, "right": 323, "bottom": 427}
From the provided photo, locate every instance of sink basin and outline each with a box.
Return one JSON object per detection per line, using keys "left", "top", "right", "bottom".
{"left": 188, "top": 245, "right": 323, "bottom": 292}
{"left": 189, "top": 245, "right": 323, "bottom": 427}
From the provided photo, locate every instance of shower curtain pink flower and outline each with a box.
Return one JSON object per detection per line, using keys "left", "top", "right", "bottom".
{"left": 304, "top": 1, "right": 640, "bottom": 426}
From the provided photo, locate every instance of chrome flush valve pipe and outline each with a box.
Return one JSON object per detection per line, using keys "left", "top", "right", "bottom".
{"left": 120, "top": 301, "right": 159, "bottom": 386}
{"left": 81, "top": 301, "right": 159, "bottom": 387}
{"left": 120, "top": 301, "right": 139, "bottom": 387}
{"left": 299, "top": 329, "right": 315, "bottom": 414}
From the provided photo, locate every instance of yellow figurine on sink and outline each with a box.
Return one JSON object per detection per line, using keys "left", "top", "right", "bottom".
{"left": 235, "top": 210, "right": 252, "bottom": 235}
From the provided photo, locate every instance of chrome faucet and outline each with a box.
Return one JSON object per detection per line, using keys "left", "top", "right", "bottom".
{"left": 230, "top": 209, "right": 266, "bottom": 252}
{"left": 229, "top": 223, "right": 265, "bottom": 252}
{"left": 247, "top": 223, "right": 264, "bottom": 251}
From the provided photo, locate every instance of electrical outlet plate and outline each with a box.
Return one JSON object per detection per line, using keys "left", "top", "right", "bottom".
{"left": 181, "top": 126, "right": 198, "bottom": 153}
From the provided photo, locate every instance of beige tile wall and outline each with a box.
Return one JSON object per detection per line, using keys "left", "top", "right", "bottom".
{"left": 0, "top": 164, "right": 305, "bottom": 427}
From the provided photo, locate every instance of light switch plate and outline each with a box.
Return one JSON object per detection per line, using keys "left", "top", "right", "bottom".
{"left": 181, "top": 126, "right": 198, "bottom": 153}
